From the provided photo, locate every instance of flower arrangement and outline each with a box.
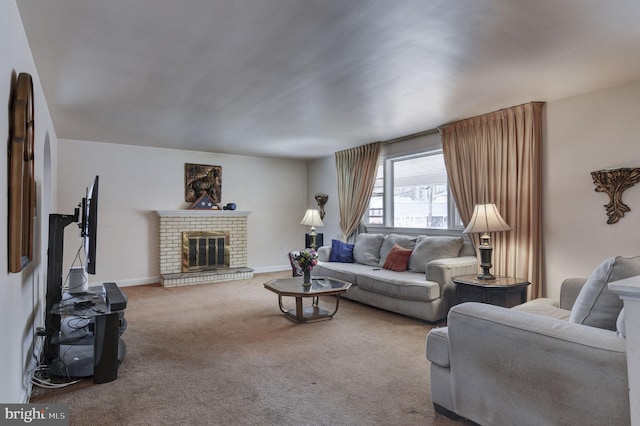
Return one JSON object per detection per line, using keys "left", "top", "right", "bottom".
{"left": 295, "top": 248, "right": 318, "bottom": 272}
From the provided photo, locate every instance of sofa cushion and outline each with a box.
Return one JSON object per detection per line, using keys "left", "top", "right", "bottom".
{"left": 357, "top": 270, "right": 440, "bottom": 302}
{"left": 315, "top": 261, "right": 378, "bottom": 286}
{"left": 378, "top": 234, "right": 417, "bottom": 266}
{"left": 569, "top": 256, "right": 640, "bottom": 330}
{"left": 408, "top": 236, "right": 464, "bottom": 273}
{"left": 512, "top": 298, "right": 571, "bottom": 320}
{"left": 353, "top": 233, "right": 385, "bottom": 266}
{"left": 382, "top": 244, "right": 413, "bottom": 272}
{"left": 459, "top": 239, "right": 477, "bottom": 257}
{"left": 328, "top": 239, "right": 355, "bottom": 263}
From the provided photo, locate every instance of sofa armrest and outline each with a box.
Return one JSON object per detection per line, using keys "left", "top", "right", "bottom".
{"left": 559, "top": 277, "right": 587, "bottom": 310}
{"left": 447, "top": 302, "right": 628, "bottom": 425}
{"left": 426, "top": 256, "right": 478, "bottom": 300}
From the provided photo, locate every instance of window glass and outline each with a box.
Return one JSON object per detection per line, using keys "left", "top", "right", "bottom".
{"left": 393, "top": 153, "right": 448, "bottom": 228}
{"left": 366, "top": 150, "right": 462, "bottom": 230}
{"left": 366, "top": 163, "right": 384, "bottom": 225}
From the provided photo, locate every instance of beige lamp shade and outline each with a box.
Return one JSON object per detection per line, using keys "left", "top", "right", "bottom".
{"left": 463, "top": 203, "right": 511, "bottom": 234}
{"left": 300, "top": 209, "right": 325, "bottom": 228}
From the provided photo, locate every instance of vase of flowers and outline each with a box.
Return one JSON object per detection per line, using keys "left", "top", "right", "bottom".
{"left": 303, "top": 269, "right": 312, "bottom": 287}
{"left": 295, "top": 248, "right": 318, "bottom": 287}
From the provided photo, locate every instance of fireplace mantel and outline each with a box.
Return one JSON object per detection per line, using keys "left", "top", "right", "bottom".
{"left": 156, "top": 210, "right": 251, "bottom": 218}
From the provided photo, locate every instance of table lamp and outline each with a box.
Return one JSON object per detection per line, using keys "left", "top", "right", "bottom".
{"left": 463, "top": 203, "right": 511, "bottom": 280}
{"left": 300, "top": 209, "right": 324, "bottom": 249}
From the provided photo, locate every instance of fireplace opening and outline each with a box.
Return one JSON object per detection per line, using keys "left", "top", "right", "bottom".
{"left": 182, "top": 231, "right": 230, "bottom": 273}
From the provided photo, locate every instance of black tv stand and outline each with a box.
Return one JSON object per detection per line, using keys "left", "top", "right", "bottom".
{"left": 45, "top": 212, "right": 127, "bottom": 383}
{"left": 45, "top": 212, "right": 79, "bottom": 365}
{"left": 48, "top": 283, "right": 127, "bottom": 383}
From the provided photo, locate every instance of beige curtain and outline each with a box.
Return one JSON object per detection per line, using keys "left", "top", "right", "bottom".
{"left": 440, "top": 102, "right": 544, "bottom": 298}
{"left": 335, "top": 142, "right": 382, "bottom": 241}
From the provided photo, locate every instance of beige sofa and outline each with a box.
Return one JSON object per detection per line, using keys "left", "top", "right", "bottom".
{"left": 314, "top": 233, "right": 477, "bottom": 322}
{"left": 426, "top": 256, "right": 638, "bottom": 425}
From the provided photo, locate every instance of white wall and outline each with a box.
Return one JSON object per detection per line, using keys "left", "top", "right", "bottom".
{"left": 57, "top": 140, "right": 307, "bottom": 286}
{"left": 307, "top": 156, "right": 342, "bottom": 242}
{"left": 1, "top": 0, "right": 58, "bottom": 403}
{"left": 544, "top": 80, "right": 640, "bottom": 298}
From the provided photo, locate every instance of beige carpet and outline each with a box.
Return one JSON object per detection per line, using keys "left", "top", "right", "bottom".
{"left": 31, "top": 271, "right": 470, "bottom": 425}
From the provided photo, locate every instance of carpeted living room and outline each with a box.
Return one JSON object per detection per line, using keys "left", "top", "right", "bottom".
{"left": 3, "top": 1, "right": 640, "bottom": 425}
{"left": 30, "top": 272, "right": 468, "bottom": 425}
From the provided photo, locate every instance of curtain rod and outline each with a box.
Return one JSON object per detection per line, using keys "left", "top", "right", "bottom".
{"left": 382, "top": 128, "right": 439, "bottom": 145}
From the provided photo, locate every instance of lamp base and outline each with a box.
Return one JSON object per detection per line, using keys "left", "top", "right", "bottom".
{"left": 305, "top": 233, "right": 324, "bottom": 249}
{"left": 477, "top": 244, "right": 495, "bottom": 281}
{"left": 477, "top": 271, "right": 496, "bottom": 280}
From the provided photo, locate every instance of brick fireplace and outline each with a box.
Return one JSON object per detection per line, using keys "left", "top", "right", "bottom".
{"left": 156, "top": 210, "right": 253, "bottom": 287}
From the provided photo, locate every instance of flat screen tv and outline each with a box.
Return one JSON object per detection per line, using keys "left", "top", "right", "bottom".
{"left": 81, "top": 176, "right": 99, "bottom": 275}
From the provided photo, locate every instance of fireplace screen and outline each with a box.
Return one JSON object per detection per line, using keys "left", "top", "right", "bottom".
{"left": 182, "top": 231, "right": 230, "bottom": 273}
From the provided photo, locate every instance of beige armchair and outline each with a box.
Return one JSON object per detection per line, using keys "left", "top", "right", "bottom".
{"left": 427, "top": 256, "right": 638, "bottom": 425}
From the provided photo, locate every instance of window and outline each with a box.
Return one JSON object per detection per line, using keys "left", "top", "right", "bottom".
{"left": 367, "top": 162, "right": 384, "bottom": 225}
{"left": 365, "top": 150, "right": 462, "bottom": 230}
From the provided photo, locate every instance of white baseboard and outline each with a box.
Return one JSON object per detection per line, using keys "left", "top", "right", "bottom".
{"left": 251, "top": 265, "right": 290, "bottom": 274}
{"left": 86, "top": 277, "right": 160, "bottom": 287}
{"left": 23, "top": 336, "right": 44, "bottom": 403}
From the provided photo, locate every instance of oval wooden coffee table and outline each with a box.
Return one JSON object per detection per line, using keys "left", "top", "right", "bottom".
{"left": 263, "top": 277, "right": 351, "bottom": 323}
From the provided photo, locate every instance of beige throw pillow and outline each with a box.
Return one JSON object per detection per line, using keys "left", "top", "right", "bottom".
{"left": 569, "top": 256, "right": 640, "bottom": 331}
{"left": 408, "top": 236, "right": 463, "bottom": 273}
{"left": 353, "top": 233, "right": 385, "bottom": 266}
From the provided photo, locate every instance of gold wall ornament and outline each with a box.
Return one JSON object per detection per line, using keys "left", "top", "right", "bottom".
{"left": 315, "top": 194, "right": 328, "bottom": 219}
{"left": 591, "top": 167, "right": 640, "bottom": 224}
{"left": 8, "top": 72, "right": 36, "bottom": 272}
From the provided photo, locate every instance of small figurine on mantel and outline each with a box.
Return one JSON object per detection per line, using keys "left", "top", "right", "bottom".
{"left": 188, "top": 193, "right": 221, "bottom": 210}
{"left": 222, "top": 203, "right": 237, "bottom": 210}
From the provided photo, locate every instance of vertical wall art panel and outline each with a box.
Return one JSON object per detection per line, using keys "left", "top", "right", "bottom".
{"left": 8, "top": 72, "right": 35, "bottom": 273}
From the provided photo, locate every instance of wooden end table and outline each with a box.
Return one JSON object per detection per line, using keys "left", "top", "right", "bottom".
{"left": 264, "top": 277, "right": 351, "bottom": 323}
{"left": 453, "top": 274, "right": 531, "bottom": 308}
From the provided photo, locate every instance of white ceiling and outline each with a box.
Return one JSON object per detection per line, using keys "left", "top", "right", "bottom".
{"left": 16, "top": 0, "right": 640, "bottom": 160}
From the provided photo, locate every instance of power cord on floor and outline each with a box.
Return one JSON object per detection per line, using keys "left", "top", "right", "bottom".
{"left": 30, "top": 332, "right": 83, "bottom": 389}
{"left": 30, "top": 364, "right": 81, "bottom": 389}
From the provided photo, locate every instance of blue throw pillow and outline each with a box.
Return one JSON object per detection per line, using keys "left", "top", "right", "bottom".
{"left": 329, "top": 239, "right": 355, "bottom": 263}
